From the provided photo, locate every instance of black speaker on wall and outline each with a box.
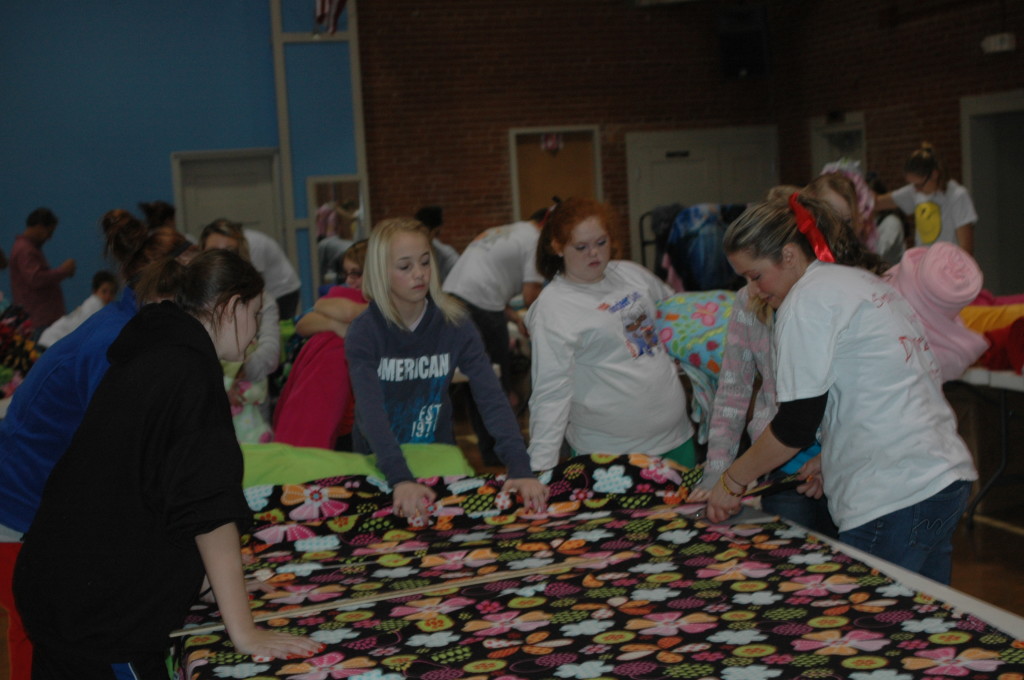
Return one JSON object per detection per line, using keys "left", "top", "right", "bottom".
{"left": 717, "top": 5, "right": 770, "bottom": 79}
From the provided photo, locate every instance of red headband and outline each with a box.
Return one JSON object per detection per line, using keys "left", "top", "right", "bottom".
{"left": 789, "top": 193, "right": 835, "bottom": 263}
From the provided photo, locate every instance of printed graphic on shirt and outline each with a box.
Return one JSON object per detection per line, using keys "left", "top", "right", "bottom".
{"left": 898, "top": 335, "right": 930, "bottom": 362}
{"left": 377, "top": 353, "right": 450, "bottom": 443}
{"left": 469, "top": 223, "right": 523, "bottom": 250}
{"left": 915, "top": 201, "right": 941, "bottom": 244}
{"left": 599, "top": 292, "right": 661, "bottom": 359}
{"left": 377, "top": 354, "right": 450, "bottom": 381}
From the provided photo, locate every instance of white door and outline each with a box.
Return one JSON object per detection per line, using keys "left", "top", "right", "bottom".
{"left": 172, "top": 148, "right": 287, "bottom": 251}
{"left": 962, "top": 89, "right": 1024, "bottom": 296}
{"left": 626, "top": 126, "right": 777, "bottom": 268}
{"left": 809, "top": 112, "right": 865, "bottom": 176}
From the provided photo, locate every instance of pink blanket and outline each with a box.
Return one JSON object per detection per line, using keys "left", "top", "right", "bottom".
{"left": 885, "top": 243, "right": 989, "bottom": 382}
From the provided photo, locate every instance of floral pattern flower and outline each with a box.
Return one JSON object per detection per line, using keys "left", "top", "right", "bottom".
{"left": 175, "top": 455, "right": 1024, "bottom": 680}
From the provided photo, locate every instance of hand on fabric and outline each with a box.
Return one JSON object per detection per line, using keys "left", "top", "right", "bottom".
{"left": 503, "top": 477, "right": 549, "bottom": 512}
{"left": 705, "top": 474, "right": 744, "bottom": 523}
{"left": 229, "top": 626, "right": 324, "bottom": 660}
{"left": 196, "top": 523, "right": 323, "bottom": 662}
{"left": 392, "top": 481, "right": 437, "bottom": 520}
{"left": 687, "top": 484, "right": 712, "bottom": 503}
{"left": 796, "top": 456, "right": 824, "bottom": 499}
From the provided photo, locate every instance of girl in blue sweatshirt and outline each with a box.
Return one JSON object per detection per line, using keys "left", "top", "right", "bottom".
{"left": 346, "top": 217, "right": 547, "bottom": 520}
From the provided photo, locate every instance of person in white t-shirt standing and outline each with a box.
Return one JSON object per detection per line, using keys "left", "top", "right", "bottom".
{"left": 705, "top": 194, "right": 977, "bottom": 584}
{"left": 875, "top": 142, "right": 978, "bottom": 255}
{"left": 442, "top": 209, "right": 548, "bottom": 463}
{"left": 243, "top": 228, "right": 302, "bottom": 319}
{"left": 525, "top": 198, "right": 695, "bottom": 473}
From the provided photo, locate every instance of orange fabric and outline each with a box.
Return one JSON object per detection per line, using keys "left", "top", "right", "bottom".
{"left": 0, "top": 541, "right": 32, "bottom": 680}
{"left": 960, "top": 304, "right": 1024, "bottom": 334}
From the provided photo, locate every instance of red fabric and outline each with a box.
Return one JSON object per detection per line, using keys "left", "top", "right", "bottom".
{"left": 0, "top": 542, "right": 32, "bottom": 680}
{"left": 971, "top": 289, "right": 1024, "bottom": 307}
{"left": 979, "top": 318, "right": 1024, "bottom": 374}
{"left": 273, "top": 333, "right": 354, "bottom": 449}
{"left": 273, "top": 286, "right": 365, "bottom": 449}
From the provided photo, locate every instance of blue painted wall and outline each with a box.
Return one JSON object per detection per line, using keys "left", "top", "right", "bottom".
{"left": 0, "top": 1, "right": 358, "bottom": 311}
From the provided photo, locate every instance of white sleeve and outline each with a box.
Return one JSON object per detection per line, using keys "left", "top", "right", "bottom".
{"left": 773, "top": 287, "right": 839, "bottom": 402}
{"left": 948, "top": 184, "right": 978, "bottom": 229}
{"left": 521, "top": 237, "right": 544, "bottom": 284}
{"left": 889, "top": 184, "right": 917, "bottom": 215}
{"left": 242, "top": 298, "right": 281, "bottom": 382}
{"left": 525, "top": 299, "right": 576, "bottom": 471}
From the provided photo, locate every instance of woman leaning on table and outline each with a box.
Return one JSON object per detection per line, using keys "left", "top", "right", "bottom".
{"left": 704, "top": 193, "right": 976, "bottom": 585}
{"left": 525, "top": 197, "right": 695, "bottom": 472}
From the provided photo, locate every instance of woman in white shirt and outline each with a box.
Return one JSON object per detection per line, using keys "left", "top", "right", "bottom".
{"left": 705, "top": 194, "right": 976, "bottom": 584}
{"left": 526, "top": 198, "right": 694, "bottom": 472}
{"left": 875, "top": 142, "right": 977, "bottom": 254}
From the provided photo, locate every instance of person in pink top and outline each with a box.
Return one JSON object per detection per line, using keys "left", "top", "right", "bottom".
{"left": 9, "top": 208, "right": 76, "bottom": 332}
{"left": 274, "top": 241, "right": 370, "bottom": 450}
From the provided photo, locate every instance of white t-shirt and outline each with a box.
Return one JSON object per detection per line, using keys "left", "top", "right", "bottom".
{"left": 244, "top": 229, "right": 301, "bottom": 300}
{"left": 874, "top": 213, "right": 905, "bottom": 265}
{"left": 525, "top": 260, "right": 693, "bottom": 471}
{"left": 442, "top": 221, "right": 543, "bottom": 311}
{"left": 38, "top": 293, "right": 105, "bottom": 348}
{"left": 432, "top": 238, "right": 460, "bottom": 283}
{"left": 774, "top": 262, "right": 976, "bottom": 532}
{"left": 890, "top": 179, "right": 977, "bottom": 248}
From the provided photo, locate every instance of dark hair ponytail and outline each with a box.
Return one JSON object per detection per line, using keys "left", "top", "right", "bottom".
{"left": 135, "top": 249, "right": 264, "bottom": 329}
{"left": 103, "top": 210, "right": 147, "bottom": 270}
{"left": 904, "top": 142, "right": 946, "bottom": 187}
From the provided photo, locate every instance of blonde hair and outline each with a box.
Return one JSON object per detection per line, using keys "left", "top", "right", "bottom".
{"left": 199, "top": 218, "right": 251, "bottom": 262}
{"left": 803, "top": 173, "right": 865, "bottom": 241}
{"left": 764, "top": 184, "right": 803, "bottom": 201}
{"left": 724, "top": 194, "right": 888, "bottom": 323}
{"left": 362, "top": 217, "right": 464, "bottom": 329}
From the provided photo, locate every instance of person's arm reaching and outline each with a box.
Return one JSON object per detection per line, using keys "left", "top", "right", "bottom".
{"left": 195, "top": 523, "right": 322, "bottom": 659}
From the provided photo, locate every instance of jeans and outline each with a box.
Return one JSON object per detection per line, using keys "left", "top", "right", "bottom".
{"left": 762, "top": 487, "right": 838, "bottom": 538}
{"left": 838, "top": 480, "right": 971, "bottom": 585}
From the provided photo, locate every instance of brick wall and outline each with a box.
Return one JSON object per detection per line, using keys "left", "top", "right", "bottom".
{"left": 356, "top": 0, "right": 1023, "bottom": 255}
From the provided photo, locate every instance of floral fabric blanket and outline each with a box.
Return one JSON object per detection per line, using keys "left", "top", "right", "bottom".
{"left": 173, "top": 455, "right": 1023, "bottom": 680}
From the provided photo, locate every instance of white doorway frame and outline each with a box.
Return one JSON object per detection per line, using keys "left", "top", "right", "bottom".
{"left": 961, "top": 89, "right": 1024, "bottom": 189}
{"left": 961, "top": 88, "right": 1024, "bottom": 294}
{"left": 508, "top": 124, "right": 602, "bottom": 221}
{"left": 809, "top": 111, "right": 866, "bottom": 176}
{"left": 171, "top": 147, "right": 285, "bottom": 244}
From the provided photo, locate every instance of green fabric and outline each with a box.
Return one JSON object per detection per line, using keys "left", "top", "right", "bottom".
{"left": 569, "top": 439, "right": 697, "bottom": 470}
{"left": 241, "top": 441, "right": 475, "bottom": 488}
{"left": 660, "top": 438, "right": 697, "bottom": 469}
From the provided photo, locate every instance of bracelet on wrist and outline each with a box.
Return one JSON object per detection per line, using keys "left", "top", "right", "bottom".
{"left": 720, "top": 471, "right": 746, "bottom": 498}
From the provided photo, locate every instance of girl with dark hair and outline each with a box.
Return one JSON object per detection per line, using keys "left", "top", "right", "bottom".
{"left": 0, "top": 209, "right": 197, "bottom": 680}
{"left": 14, "top": 250, "right": 321, "bottom": 678}
{"left": 200, "top": 219, "right": 281, "bottom": 440}
{"left": 138, "top": 199, "right": 176, "bottom": 232}
{"left": 875, "top": 142, "right": 978, "bottom": 254}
